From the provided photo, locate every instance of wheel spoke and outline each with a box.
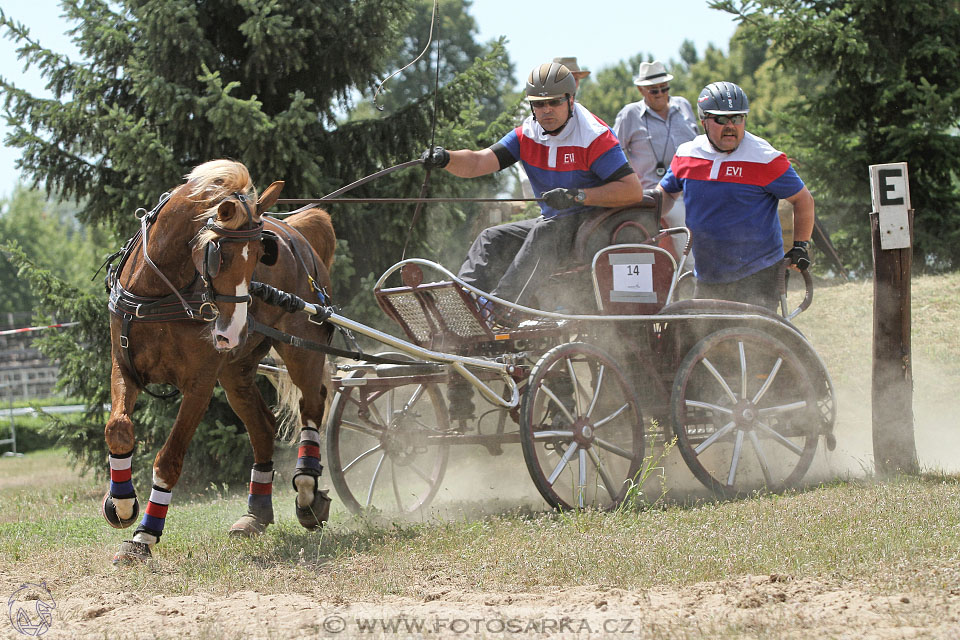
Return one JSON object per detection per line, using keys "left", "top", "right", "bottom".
{"left": 693, "top": 420, "right": 737, "bottom": 455}
{"left": 756, "top": 421, "right": 805, "bottom": 456}
{"left": 593, "top": 402, "right": 630, "bottom": 428}
{"left": 701, "top": 357, "right": 738, "bottom": 404}
{"left": 738, "top": 341, "right": 747, "bottom": 399}
{"left": 726, "top": 429, "right": 745, "bottom": 487}
{"left": 365, "top": 452, "right": 387, "bottom": 507}
{"left": 541, "top": 384, "right": 576, "bottom": 423}
{"left": 586, "top": 365, "right": 605, "bottom": 418}
{"left": 565, "top": 358, "right": 583, "bottom": 415}
{"left": 587, "top": 447, "right": 619, "bottom": 501}
{"left": 342, "top": 444, "right": 383, "bottom": 474}
{"left": 408, "top": 462, "right": 434, "bottom": 484}
{"left": 547, "top": 441, "right": 580, "bottom": 485}
{"left": 684, "top": 399, "right": 733, "bottom": 415}
{"left": 339, "top": 419, "right": 384, "bottom": 439}
{"left": 748, "top": 430, "right": 774, "bottom": 486}
{"left": 391, "top": 459, "right": 403, "bottom": 510}
{"left": 751, "top": 357, "right": 783, "bottom": 405}
{"left": 402, "top": 384, "right": 426, "bottom": 412}
{"left": 577, "top": 448, "right": 587, "bottom": 508}
{"left": 533, "top": 429, "right": 575, "bottom": 440}
{"left": 758, "top": 400, "right": 809, "bottom": 417}
{"left": 593, "top": 437, "right": 634, "bottom": 460}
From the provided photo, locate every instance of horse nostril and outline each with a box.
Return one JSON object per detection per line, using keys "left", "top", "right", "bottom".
{"left": 215, "top": 334, "right": 231, "bottom": 347}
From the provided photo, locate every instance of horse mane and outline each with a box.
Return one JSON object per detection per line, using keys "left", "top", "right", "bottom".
{"left": 186, "top": 159, "right": 259, "bottom": 231}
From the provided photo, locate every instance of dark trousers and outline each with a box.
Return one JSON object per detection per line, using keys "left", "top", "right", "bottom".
{"left": 457, "top": 215, "right": 582, "bottom": 305}
{"left": 693, "top": 262, "right": 781, "bottom": 312}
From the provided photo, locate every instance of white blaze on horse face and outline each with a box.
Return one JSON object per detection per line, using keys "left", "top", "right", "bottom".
{"left": 213, "top": 244, "right": 254, "bottom": 351}
{"left": 214, "top": 279, "right": 249, "bottom": 350}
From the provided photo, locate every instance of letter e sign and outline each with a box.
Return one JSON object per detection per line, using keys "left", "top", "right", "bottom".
{"left": 869, "top": 162, "right": 911, "bottom": 250}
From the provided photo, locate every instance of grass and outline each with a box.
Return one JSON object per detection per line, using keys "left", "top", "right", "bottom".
{"left": 2, "top": 273, "right": 960, "bottom": 638}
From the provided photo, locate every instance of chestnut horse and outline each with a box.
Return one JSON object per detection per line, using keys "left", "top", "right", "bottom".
{"left": 102, "top": 159, "right": 336, "bottom": 563}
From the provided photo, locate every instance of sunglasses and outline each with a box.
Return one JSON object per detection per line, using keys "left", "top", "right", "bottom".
{"left": 646, "top": 85, "right": 670, "bottom": 95}
{"left": 530, "top": 97, "right": 567, "bottom": 109}
{"left": 707, "top": 114, "right": 746, "bottom": 125}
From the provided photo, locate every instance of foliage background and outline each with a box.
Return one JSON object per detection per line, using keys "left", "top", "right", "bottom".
{"left": 2, "top": 0, "right": 959, "bottom": 483}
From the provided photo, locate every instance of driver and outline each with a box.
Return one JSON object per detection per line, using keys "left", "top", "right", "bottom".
{"left": 421, "top": 61, "right": 644, "bottom": 309}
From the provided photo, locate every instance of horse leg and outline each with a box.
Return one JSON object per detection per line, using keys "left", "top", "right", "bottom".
{"left": 113, "top": 385, "right": 216, "bottom": 564}
{"left": 276, "top": 344, "right": 331, "bottom": 530}
{"left": 102, "top": 359, "right": 142, "bottom": 530}
{"left": 218, "top": 360, "right": 278, "bottom": 537}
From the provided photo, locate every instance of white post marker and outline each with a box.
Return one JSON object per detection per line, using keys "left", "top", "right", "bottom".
{"left": 869, "top": 162, "right": 911, "bottom": 249}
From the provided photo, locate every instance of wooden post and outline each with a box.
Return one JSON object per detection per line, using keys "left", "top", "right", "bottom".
{"left": 869, "top": 163, "right": 918, "bottom": 475}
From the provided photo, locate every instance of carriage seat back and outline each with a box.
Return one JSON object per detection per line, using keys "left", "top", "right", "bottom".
{"left": 572, "top": 190, "right": 663, "bottom": 265}
{"left": 591, "top": 241, "right": 678, "bottom": 315}
{"left": 375, "top": 280, "right": 492, "bottom": 348}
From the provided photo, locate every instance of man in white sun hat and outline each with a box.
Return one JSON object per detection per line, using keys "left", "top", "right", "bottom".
{"left": 614, "top": 60, "right": 699, "bottom": 265}
{"left": 656, "top": 81, "right": 815, "bottom": 311}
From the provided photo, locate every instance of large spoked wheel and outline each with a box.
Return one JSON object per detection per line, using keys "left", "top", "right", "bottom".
{"left": 326, "top": 353, "right": 450, "bottom": 515}
{"left": 520, "top": 342, "right": 645, "bottom": 511}
{"left": 671, "top": 327, "right": 819, "bottom": 498}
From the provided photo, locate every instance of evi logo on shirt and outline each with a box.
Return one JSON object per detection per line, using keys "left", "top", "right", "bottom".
{"left": 563, "top": 152, "right": 576, "bottom": 164}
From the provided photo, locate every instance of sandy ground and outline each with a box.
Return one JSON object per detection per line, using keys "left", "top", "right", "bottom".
{"left": 9, "top": 574, "right": 960, "bottom": 639}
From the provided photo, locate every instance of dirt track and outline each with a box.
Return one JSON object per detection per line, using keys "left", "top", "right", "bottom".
{"left": 11, "top": 573, "right": 959, "bottom": 639}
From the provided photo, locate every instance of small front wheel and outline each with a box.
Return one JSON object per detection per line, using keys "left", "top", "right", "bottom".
{"left": 520, "top": 342, "right": 645, "bottom": 510}
{"left": 326, "top": 353, "right": 450, "bottom": 514}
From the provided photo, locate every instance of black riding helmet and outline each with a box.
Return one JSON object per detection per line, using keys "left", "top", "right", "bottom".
{"left": 696, "top": 81, "right": 750, "bottom": 119}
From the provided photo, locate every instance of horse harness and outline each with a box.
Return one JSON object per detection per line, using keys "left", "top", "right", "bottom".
{"left": 106, "top": 191, "right": 266, "bottom": 396}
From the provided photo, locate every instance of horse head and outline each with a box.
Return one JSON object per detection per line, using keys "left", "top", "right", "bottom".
{"left": 186, "top": 161, "right": 285, "bottom": 351}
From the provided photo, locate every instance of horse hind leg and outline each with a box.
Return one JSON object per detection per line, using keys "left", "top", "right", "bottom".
{"left": 219, "top": 361, "right": 279, "bottom": 537}
{"left": 293, "top": 421, "right": 331, "bottom": 530}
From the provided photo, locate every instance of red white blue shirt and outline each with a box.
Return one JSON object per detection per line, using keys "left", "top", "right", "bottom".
{"left": 494, "top": 104, "right": 631, "bottom": 219}
{"left": 659, "top": 131, "right": 805, "bottom": 283}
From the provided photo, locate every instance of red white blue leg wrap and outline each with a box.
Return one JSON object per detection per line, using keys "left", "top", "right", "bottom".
{"left": 293, "top": 427, "right": 323, "bottom": 487}
{"left": 108, "top": 450, "right": 136, "bottom": 499}
{"left": 247, "top": 462, "right": 275, "bottom": 523}
{"left": 133, "top": 483, "right": 172, "bottom": 545}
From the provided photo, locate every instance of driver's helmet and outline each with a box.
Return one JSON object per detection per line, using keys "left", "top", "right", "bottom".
{"left": 525, "top": 62, "right": 576, "bottom": 101}
{"left": 697, "top": 81, "right": 750, "bottom": 118}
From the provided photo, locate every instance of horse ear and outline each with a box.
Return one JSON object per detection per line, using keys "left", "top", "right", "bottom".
{"left": 256, "top": 181, "right": 284, "bottom": 215}
{"left": 260, "top": 230, "right": 279, "bottom": 266}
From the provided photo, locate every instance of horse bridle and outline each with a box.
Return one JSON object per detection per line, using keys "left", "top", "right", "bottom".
{"left": 192, "top": 192, "right": 265, "bottom": 319}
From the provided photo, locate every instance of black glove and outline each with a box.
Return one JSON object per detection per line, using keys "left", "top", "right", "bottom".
{"left": 541, "top": 187, "right": 579, "bottom": 210}
{"left": 785, "top": 240, "right": 811, "bottom": 270}
{"left": 420, "top": 146, "right": 450, "bottom": 169}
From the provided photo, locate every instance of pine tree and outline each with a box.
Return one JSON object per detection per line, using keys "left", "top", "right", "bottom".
{"left": 712, "top": 0, "right": 960, "bottom": 270}
{"left": 0, "top": 0, "right": 515, "bottom": 479}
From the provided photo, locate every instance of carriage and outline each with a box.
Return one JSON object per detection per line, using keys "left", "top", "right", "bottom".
{"left": 315, "top": 194, "right": 837, "bottom": 513}
{"left": 101, "top": 161, "right": 835, "bottom": 563}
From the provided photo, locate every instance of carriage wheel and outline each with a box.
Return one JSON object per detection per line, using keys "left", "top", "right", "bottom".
{"left": 326, "top": 353, "right": 450, "bottom": 515}
{"left": 670, "top": 327, "right": 819, "bottom": 498}
{"left": 520, "top": 342, "right": 644, "bottom": 511}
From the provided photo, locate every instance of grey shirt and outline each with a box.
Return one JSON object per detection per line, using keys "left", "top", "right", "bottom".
{"left": 613, "top": 95, "right": 699, "bottom": 188}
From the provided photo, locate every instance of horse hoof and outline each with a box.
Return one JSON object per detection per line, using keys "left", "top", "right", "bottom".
{"left": 112, "top": 540, "right": 151, "bottom": 566}
{"left": 229, "top": 513, "right": 271, "bottom": 538}
{"left": 295, "top": 489, "right": 331, "bottom": 531}
{"left": 101, "top": 493, "right": 140, "bottom": 529}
